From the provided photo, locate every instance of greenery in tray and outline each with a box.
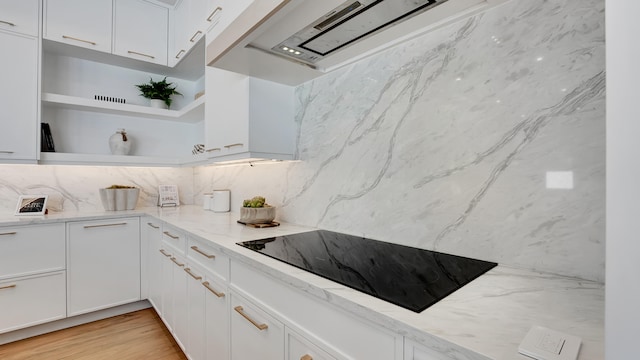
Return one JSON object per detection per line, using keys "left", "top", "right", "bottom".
{"left": 106, "top": 185, "right": 136, "bottom": 189}
{"left": 135, "top": 77, "right": 182, "bottom": 109}
{"left": 242, "top": 196, "right": 271, "bottom": 208}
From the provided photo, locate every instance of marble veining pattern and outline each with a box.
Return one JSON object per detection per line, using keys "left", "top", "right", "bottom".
{"left": 196, "top": 0, "right": 605, "bottom": 281}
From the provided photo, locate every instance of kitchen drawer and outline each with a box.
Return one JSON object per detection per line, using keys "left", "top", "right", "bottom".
{"left": 187, "top": 238, "right": 229, "bottom": 282}
{"left": 287, "top": 328, "right": 337, "bottom": 360}
{"left": 404, "top": 339, "right": 454, "bottom": 360}
{"left": 0, "top": 0, "right": 40, "bottom": 37}
{"left": 162, "top": 225, "right": 186, "bottom": 255}
{"left": 230, "top": 260, "right": 401, "bottom": 360}
{"left": 0, "top": 224, "right": 65, "bottom": 280}
{"left": 0, "top": 271, "right": 66, "bottom": 334}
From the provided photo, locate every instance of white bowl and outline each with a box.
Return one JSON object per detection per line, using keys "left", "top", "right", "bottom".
{"left": 239, "top": 206, "right": 276, "bottom": 224}
{"left": 99, "top": 188, "right": 140, "bottom": 211}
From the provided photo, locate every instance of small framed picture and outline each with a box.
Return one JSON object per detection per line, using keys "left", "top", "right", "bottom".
{"left": 158, "top": 185, "right": 179, "bottom": 207}
{"left": 15, "top": 195, "right": 49, "bottom": 216}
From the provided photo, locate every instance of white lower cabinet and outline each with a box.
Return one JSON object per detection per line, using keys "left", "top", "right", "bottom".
{"left": 0, "top": 271, "right": 66, "bottom": 334}
{"left": 171, "top": 253, "right": 189, "bottom": 352}
{"left": 204, "top": 275, "right": 229, "bottom": 360}
{"left": 66, "top": 217, "right": 141, "bottom": 316}
{"left": 404, "top": 339, "right": 453, "bottom": 360}
{"left": 144, "top": 219, "right": 163, "bottom": 313}
{"left": 230, "top": 292, "right": 284, "bottom": 360}
{"left": 287, "top": 328, "right": 336, "bottom": 360}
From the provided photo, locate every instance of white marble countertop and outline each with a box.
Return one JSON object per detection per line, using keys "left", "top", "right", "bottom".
{"left": 0, "top": 206, "right": 604, "bottom": 360}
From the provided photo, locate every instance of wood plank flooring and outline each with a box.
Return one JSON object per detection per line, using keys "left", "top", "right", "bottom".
{"left": 0, "top": 309, "right": 187, "bottom": 360}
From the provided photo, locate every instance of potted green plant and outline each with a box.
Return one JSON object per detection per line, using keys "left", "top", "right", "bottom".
{"left": 239, "top": 196, "right": 276, "bottom": 224}
{"left": 135, "top": 77, "right": 182, "bottom": 109}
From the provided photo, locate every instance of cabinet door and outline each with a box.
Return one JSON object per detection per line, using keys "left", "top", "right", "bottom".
{"left": 0, "top": 31, "right": 38, "bottom": 161}
{"left": 169, "top": 0, "right": 192, "bottom": 67}
{"left": 204, "top": 276, "right": 229, "bottom": 360}
{"left": 231, "top": 292, "right": 284, "bottom": 360}
{"left": 404, "top": 339, "right": 452, "bottom": 360}
{"left": 204, "top": 66, "right": 249, "bottom": 157}
{"left": 171, "top": 253, "right": 188, "bottom": 352}
{"left": 67, "top": 218, "right": 141, "bottom": 316}
{"left": 0, "top": 272, "right": 66, "bottom": 334}
{"left": 0, "top": 224, "right": 65, "bottom": 280}
{"left": 145, "top": 220, "right": 163, "bottom": 312}
{"left": 44, "top": 0, "right": 112, "bottom": 53}
{"left": 205, "top": 0, "right": 253, "bottom": 44}
{"left": 159, "top": 246, "right": 174, "bottom": 329}
{"left": 113, "top": 0, "right": 168, "bottom": 65}
{"left": 287, "top": 329, "right": 337, "bottom": 360}
{"left": 0, "top": 0, "right": 40, "bottom": 37}
{"left": 185, "top": 265, "right": 206, "bottom": 360}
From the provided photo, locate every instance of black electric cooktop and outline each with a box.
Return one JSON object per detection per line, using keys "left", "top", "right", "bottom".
{"left": 237, "top": 230, "right": 497, "bottom": 313}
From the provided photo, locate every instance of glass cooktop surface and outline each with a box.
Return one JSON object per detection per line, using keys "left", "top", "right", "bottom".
{"left": 237, "top": 230, "right": 497, "bottom": 313}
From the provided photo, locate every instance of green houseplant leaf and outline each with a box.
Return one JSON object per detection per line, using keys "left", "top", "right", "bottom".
{"left": 135, "top": 77, "right": 183, "bottom": 109}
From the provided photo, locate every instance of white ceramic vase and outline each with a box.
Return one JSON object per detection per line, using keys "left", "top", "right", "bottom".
{"left": 99, "top": 188, "right": 140, "bottom": 211}
{"left": 150, "top": 99, "right": 168, "bottom": 109}
{"left": 109, "top": 128, "right": 131, "bottom": 155}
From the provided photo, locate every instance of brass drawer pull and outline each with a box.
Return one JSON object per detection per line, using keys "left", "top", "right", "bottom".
{"left": 170, "top": 257, "right": 184, "bottom": 267}
{"left": 301, "top": 355, "right": 313, "bottom": 360}
{"left": 0, "top": 151, "right": 15, "bottom": 154}
{"left": 205, "top": 148, "right": 221, "bottom": 153}
{"left": 0, "top": 284, "right": 17, "bottom": 290}
{"left": 234, "top": 306, "right": 268, "bottom": 330}
{"left": 0, "top": 20, "right": 16, "bottom": 27}
{"left": 62, "top": 35, "right": 96, "bottom": 45}
{"left": 184, "top": 268, "right": 202, "bottom": 280}
{"left": 202, "top": 281, "right": 225, "bottom": 298}
{"left": 159, "top": 249, "right": 171, "bottom": 257}
{"left": 83, "top": 222, "right": 127, "bottom": 229}
{"left": 224, "top": 143, "right": 244, "bottom": 149}
{"left": 127, "top": 50, "right": 155, "bottom": 59}
{"left": 190, "top": 30, "right": 203, "bottom": 42}
{"left": 0, "top": 232, "right": 17, "bottom": 236}
{"left": 175, "top": 49, "right": 186, "bottom": 59}
{"left": 191, "top": 246, "right": 215, "bottom": 259}
{"left": 207, "top": 6, "right": 222, "bottom": 22}
{"left": 147, "top": 222, "right": 160, "bottom": 229}
{"left": 163, "top": 231, "right": 179, "bottom": 240}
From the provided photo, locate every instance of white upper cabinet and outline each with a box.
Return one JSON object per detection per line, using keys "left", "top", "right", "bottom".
{"left": 0, "top": 31, "right": 38, "bottom": 161}
{"left": 0, "top": 0, "right": 40, "bottom": 37}
{"left": 169, "top": 0, "right": 203, "bottom": 67}
{"left": 205, "top": 0, "right": 253, "bottom": 45}
{"left": 113, "top": 0, "right": 168, "bottom": 66}
{"left": 43, "top": 0, "right": 113, "bottom": 53}
{"left": 205, "top": 66, "right": 295, "bottom": 162}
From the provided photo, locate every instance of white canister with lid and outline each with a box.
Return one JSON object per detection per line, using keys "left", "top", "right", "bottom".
{"left": 203, "top": 193, "right": 213, "bottom": 210}
{"left": 210, "top": 190, "right": 230, "bottom": 212}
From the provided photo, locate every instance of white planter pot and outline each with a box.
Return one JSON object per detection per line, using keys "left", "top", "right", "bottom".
{"left": 99, "top": 188, "right": 140, "bottom": 211}
{"left": 239, "top": 206, "right": 276, "bottom": 224}
{"left": 149, "top": 99, "right": 168, "bottom": 109}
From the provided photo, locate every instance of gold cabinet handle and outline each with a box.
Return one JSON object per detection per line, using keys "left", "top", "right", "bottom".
{"left": 0, "top": 284, "right": 17, "bottom": 290}
{"left": 207, "top": 6, "right": 222, "bottom": 22}
{"left": 170, "top": 257, "right": 184, "bottom": 267}
{"left": 147, "top": 222, "right": 160, "bottom": 229}
{"left": 83, "top": 222, "right": 127, "bottom": 229}
{"left": 0, "top": 151, "right": 15, "bottom": 154}
{"left": 202, "top": 281, "right": 225, "bottom": 298}
{"left": 184, "top": 268, "right": 202, "bottom": 280}
{"left": 234, "top": 306, "right": 268, "bottom": 330}
{"left": 224, "top": 143, "right": 244, "bottom": 149}
{"left": 205, "top": 148, "right": 221, "bottom": 153}
{"left": 128, "top": 50, "right": 155, "bottom": 59}
{"left": 163, "top": 231, "right": 180, "bottom": 240}
{"left": 175, "top": 49, "right": 186, "bottom": 59}
{"left": 301, "top": 355, "right": 313, "bottom": 360}
{"left": 0, "top": 20, "right": 16, "bottom": 27}
{"left": 159, "top": 249, "right": 171, "bottom": 257}
{"left": 191, "top": 246, "right": 215, "bottom": 259}
{"left": 0, "top": 231, "right": 17, "bottom": 236}
{"left": 190, "top": 30, "right": 203, "bottom": 42}
{"left": 62, "top": 35, "right": 96, "bottom": 45}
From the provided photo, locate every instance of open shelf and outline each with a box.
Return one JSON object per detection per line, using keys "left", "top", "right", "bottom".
{"left": 42, "top": 92, "right": 205, "bottom": 123}
{"left": 39, "top": 152, "right": 210, "bottom": 167}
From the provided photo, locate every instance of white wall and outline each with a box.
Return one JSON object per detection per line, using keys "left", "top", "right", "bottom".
{"left": 605, "top": 1, "right": 640, "bottom": 358}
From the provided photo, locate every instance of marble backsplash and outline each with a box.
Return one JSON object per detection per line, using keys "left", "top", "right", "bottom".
{"left": 196, "top": 0, "right": 605, "bottom": 282}
{"left": 0, "top": 165, "right": 194, "bottom": 212}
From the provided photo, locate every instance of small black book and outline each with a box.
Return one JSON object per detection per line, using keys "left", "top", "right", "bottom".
{"left": 41, "top": 123, "right": 56, "bottom": 152}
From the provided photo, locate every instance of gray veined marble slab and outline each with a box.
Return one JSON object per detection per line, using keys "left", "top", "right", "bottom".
{"left": 197, "top": 0, "right": 605, "bottom": 283}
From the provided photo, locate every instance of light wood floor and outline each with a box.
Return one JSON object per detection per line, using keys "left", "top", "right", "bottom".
{"left": 0, "top": 309, "right": 187, "bottom": 360}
